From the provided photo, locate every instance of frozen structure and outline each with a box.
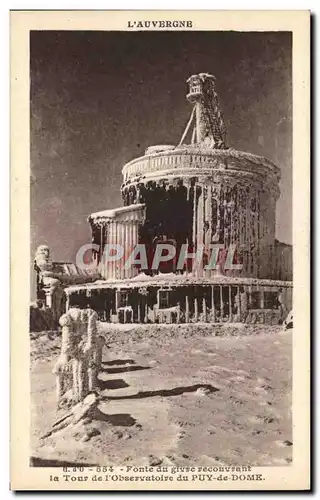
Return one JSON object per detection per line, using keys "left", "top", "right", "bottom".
{"left": 35, "top": 73, "right": 292, "bottom": 325}
{"left": 53, "top": 306, "right": 105, "bottom": 405}
{"left": 32, "top": 244, "right": 99, "bottom": 329}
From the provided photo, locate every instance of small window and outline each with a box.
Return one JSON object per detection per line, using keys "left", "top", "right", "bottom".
{"left": 264, "top": 291, "right": 279, "bottom": 310}
{"left": 159, "top": 290, "right": 170, "bottom": 309}
{"left": 249, "top": 291, "right": 260, "bottom": 309}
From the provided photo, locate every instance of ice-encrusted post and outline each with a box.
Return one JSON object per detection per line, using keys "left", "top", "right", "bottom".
{"left": 53, "top": 307, "right": 105, "bottom": 407}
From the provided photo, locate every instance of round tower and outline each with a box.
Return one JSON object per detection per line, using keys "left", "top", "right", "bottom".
{"left": 121, "top": 74, "right": 280, "bottom": 279}
{"left": 73, "top": 72, "right": 292, "bottom": 325}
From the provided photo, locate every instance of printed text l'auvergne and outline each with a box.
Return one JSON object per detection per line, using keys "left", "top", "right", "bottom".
{"left": 127, "top": 20, "right": 193, "bottom": 28}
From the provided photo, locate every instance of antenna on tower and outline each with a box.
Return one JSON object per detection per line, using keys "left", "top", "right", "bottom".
{"left": 178, "top": 73, "right": 227, "bottom": 149}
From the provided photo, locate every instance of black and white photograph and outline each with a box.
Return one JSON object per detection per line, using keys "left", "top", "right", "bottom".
{"left": 10, "top": 10, "right": 310, "bottom": 491}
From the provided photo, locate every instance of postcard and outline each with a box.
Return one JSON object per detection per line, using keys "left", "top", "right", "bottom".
{"left": 10, "top": 10, "right": 310, "bottom": 491}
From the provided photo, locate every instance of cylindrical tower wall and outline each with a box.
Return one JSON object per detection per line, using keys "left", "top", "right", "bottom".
{"left": 120, "top": 147, "right": 280, "bottom": 280}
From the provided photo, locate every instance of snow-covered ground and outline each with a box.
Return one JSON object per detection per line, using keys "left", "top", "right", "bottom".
{"left": 30, "top": 324, "right": 292, "bottom": 467}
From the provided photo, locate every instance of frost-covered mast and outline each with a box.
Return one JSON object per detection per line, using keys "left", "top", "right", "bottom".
{"left": 178, "top": 73, "right": 227, "bottom": 149}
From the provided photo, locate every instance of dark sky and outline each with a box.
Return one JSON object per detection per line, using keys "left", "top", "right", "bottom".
{"left": 30, "top": 30, "right": 292, "bottom": 293}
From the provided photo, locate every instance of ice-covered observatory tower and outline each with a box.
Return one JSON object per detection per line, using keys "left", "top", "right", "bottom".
{"left": 44, "top": 73, "right": 293, "bottom": 325}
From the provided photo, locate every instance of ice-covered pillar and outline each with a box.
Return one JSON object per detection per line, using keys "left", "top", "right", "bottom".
{"left": 42, "top": 276, "right": 61, "bottom": 321}
{"left": 144, "top": 301, "right": 148, "bottom": 323}
{"left": 196, "top": 184, "right": 204, "bottom": 278}
{"left": 87, "top": 308, "right": 98, "bottom": 391}
{"left": 99, "top": 224, "right": 104, "bottom": 262}
{"left": 260, "top": 286, "right": 264, "bottom": 309}
{"left": 124, "top": 222, "right": 130, "bottom": 278}
{"left": 106, "top": 221, "right": 113, "bottom": 279}
{"left": 248, "top": 285, "right": 253, "bottom": 309}
{"left": 114, "top": 222, "right": 119, "bottom": 279}
{"left": 131, "top": 222, "right": 139, "bottom": 278}
{"left": 192, "top": 184, "right": 202, "bottom": 275}
{"left": 205, "top": 185, "right": 212, "bottom": 251}
{"left": 192, "top": 185, "right": 197, "bottom": 260}
{"left": 220, "top": 286, "right": 224, "bottom": 319}
{"left": 194, "top": 297, "right": 198, "bottom": 322}
{"left": 119, "top": 223, "right": 125, "bottom": 279}
{"left": 137, "top": 297, "right": 141, "bottom": 323}
{"left": 111, "top": 221, "right": 117, "bottom": 279}
{"left": 185, "top": 293, "right": 190, "bottom": 322}
{"left": 186, "top": 180, "right": 192, "bottom": 202}
{"left": 237, "top": 286, "right": 241, "bottom": 320}
{"left": 211, "top": 285, "right": 216, "bottom": 322}
{"left": 202, "top": 297, "right": 207, "bottom": 322}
